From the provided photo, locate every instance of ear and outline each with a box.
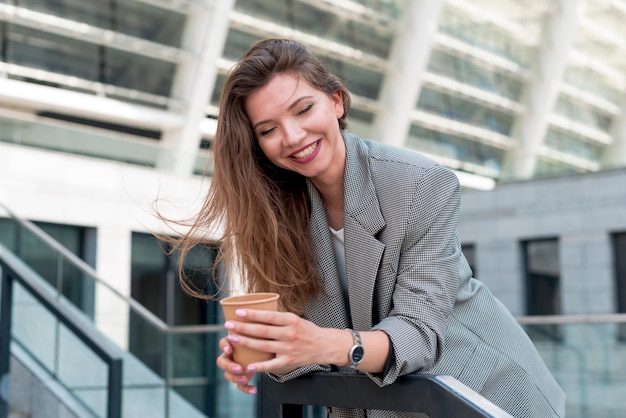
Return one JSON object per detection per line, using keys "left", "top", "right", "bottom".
{"left": 331, "top": 91, "right": 344, "bottom": 119}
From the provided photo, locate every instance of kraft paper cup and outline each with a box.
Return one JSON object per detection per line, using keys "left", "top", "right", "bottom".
{"left": 220, "top": 292, "right": 280, "bottom": 368}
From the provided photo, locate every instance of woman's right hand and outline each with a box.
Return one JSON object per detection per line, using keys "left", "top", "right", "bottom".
{"left": 216, "top": 335, "right": 258, "bottom": 394}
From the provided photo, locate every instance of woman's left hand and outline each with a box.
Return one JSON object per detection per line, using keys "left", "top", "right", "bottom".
{"left": 224, "top": 308, "right": 348, "bottom": 374}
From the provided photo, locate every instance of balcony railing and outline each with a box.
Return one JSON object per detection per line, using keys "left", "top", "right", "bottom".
{"left": 0, "top": 241, "right": 123, "bottom": 418}
{"left": 258, "top": 372, "right": 513, "bottom": 417}
{"left": 2, "top": 201, "right": 626, "bottom": 417}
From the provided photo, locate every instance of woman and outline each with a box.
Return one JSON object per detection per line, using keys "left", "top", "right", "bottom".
{"left": 173, "top": 38, "right": 565, "bottom": 417}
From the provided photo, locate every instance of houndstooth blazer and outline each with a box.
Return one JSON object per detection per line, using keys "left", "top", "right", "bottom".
{"left": 270, "top": 133, "right": 566, "bottom": 418}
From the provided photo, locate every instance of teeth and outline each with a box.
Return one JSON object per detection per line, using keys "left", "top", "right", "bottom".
{"left": 293, "top": 142, "right": 317, "bottom": 159}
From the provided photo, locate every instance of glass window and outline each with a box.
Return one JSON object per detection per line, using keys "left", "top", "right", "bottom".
{"left": 429, "top": 50, "right": 524, "bottom": 102}
{"left": 564, "top": 66, "right": 621, "bottom": 105}
{"left": 0, "top": 218, "right": 96, "bottom": 317}
{"left": 104, "top": 48, "right": 175, "bottom": 96}
{"left": 438, "top": 7, "right": 531, "bottom": 68}
{"left": 407, "top": 123, "right": 504, "bottom": 175}
{"left": 220, "top": 29, "right": 384, "bottom": 101}
{"left": 115, "top": 0, "right": 185, "bottom": 47}
{"left": 417, "top": 87, "right": 514, "bottom": 136}
{"left": 613, "top": 232, "right": 626, "bottom": 340}
{"left": 19, "top": 0, "right": 185, "bottom": 47}
{"left": 129, "top": 232, "right": 221, "bottom": 415}
{"left": 462, "top": 243, "right": 477, "bottom": 278}
{"left": 233, "top": 0, "right": 394, "bottom": 60}
{"left": 523, "top": 238, "right": 562, "bottom": 340}
{"left": 222, "top": 29, "right": 261, "bottom": 62}
{"left": 555, "top": 96, "right": 613, "bottom": 133}
{"left": 4, "top": 24, "right": 175, "bottom": 96}
{"left": 544, "top": 128, "right": 603, "bottom": 162}
{"left": 130, "top": 232, "right": 220, "bottom": 326}
{"left": 323, "top": 56, "right": 383, "bottom": 100}
{"left": 613, "top": 232, "right": 626, "bottom": 313}
{"left": 534, "top": 158, "right": 588, "bottom": 178}
{"left": 6, "top": 24, "right": 100, "bottom": 81}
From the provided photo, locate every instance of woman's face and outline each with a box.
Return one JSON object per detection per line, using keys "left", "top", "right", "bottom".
{"left": 245, "top": 73, "right": 345, "bottom": 186}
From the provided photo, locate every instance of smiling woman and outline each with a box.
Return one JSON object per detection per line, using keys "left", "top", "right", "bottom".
{"left": 162, "top": 38, "right": 566, "bottom": 418}
{"left": 246, "top": 73, "right": 346, "bottom": 190}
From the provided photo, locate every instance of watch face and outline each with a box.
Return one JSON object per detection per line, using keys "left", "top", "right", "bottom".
{"left": 351, "top": 346, "right": 364, "bottom": 363}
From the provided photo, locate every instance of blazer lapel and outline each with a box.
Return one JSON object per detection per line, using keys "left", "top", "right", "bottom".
{"left": 343, "top": 135, "right": 386, "bottom": 330}
{"left": 305, "top": 134, "right": 386, "bottom": 331}
{"left": 304, "top": 184, "right": 351, "bottom": 328}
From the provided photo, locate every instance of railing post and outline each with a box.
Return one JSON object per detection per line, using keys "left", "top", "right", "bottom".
{"left": 108, "top": 357, "right": 123, "bottom": 418}
{"left": 0, "top": 268, "right": 14, "bottom": 418}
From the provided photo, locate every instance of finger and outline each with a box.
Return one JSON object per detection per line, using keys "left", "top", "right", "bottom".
{"left": 225, "top": 321, "right": 277, "bottom": 341}
{"left": 218, "top": 337, "right": 233, "bottom": 355}
{"left": 233, "top": 308, "right": 296, "bottom": 325}
{"left": 226, "top": 332, "right": 283, "bottom": 358}
{"left": 216, "top": 352, "right": 244, "bottom": 375}
{"left": 237, "top": 382, "right": 257, "bottom": 395}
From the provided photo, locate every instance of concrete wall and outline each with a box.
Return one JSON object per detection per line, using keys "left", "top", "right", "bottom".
{"left": 459, "top": 168, "right": 626, "bottom": 316}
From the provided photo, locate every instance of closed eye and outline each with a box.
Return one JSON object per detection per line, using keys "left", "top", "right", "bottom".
{"left": 297, "top": 103, "right": 313, "bottom": 116}
{"left": 258, "top": 127, "right": 275, "bottom": 137}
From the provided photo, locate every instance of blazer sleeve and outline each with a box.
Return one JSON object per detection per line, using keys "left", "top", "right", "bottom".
{"left": 369, "top": 164, "right": 462, "bottom": 386}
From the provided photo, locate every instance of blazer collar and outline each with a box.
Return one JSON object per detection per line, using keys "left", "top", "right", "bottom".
{"left": 305, "top": 133, "right": 386, "bottom": 330}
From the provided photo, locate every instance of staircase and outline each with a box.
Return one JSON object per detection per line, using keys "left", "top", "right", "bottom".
{"left": 0, "top": 203, "right": 222, "bottom": 418}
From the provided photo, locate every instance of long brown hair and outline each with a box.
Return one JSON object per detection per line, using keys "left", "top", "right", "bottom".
{"left": 168, "top": 38, "right": 351, "bottom": 315}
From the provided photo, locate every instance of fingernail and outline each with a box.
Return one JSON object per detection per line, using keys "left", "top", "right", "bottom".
{"left": 232, "top": 365, "right": 242, "bottom": 374}
{"left": 247, "top": 365, "right": 257, "bottom": 372}
{"left": 237, "top": 376, "right": 247, "bottom": 384}
{"left": 227, "top": 335, "right": 239, "bottom": 343}
{"left": 248, "top": 387, "right": 257, "bottom": 395}
{"left": 224, "top": 321, "right": 235, "bottom": 330}
{"left": 235, "top": 309, "right": 247, "bottom": 317}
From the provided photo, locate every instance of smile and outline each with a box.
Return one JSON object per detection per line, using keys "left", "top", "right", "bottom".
{"left": 291, "top": 141, "right": 320, "bottom": 160}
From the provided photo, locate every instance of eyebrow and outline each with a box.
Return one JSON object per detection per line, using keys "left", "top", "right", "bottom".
{"left": 251, "top": 95, "right": 314, "bottom": 131}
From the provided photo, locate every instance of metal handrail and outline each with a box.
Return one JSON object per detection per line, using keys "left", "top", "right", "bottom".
{"left": 516, "top": 312, "right": 626, "bottom": 324}
{"left": 258, "top": 372, "right": 513, "bottom": 417}
{"left": 0, "top": 202, "right": 222, "bottom": 334}
{"left": 0, "top": 242, "right": 123, "bottom": 418}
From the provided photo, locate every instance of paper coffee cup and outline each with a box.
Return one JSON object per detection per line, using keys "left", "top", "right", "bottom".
{"left": 220, "top": 292, "right": 280, "bottom": 368}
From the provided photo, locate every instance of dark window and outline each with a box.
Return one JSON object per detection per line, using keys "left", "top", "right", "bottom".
{"left": 0, "top": 218, "right": 96, "bottom": 317}
{"left": 614, "top": 232, "right": 626, "bottom": 312}
{"left": 612, "top": 232, "right": 626, "bottom": 340}
{"left": 461, "top": 243, "right": 477, "bottom": 278}
{"left": 522, "top": 238, "right": 562, "bottom": 340}
{"left": 129, "top": 232, "right": 221, "bottom": 416}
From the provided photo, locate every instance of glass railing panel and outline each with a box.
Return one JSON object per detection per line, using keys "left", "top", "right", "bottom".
{"left": 57, "top": 322, "right": 109, "bottom": 417}
{"left": 15, "top": 226, "right": 62, "bottom": 291}
{"left": 122, "top": 385, "right": 166, "bottom": 418}
{"left": 125, "top": 304, "right": 166, "bottom": 378}
{"left": 524, "top": 320, "right": 626, "bottom": 418}
{"left": 61, "top": 257, "right": 96, "bottom": 320}
{"left": 167, "top": 330, "right": 220, "bottom": 417}
{"left": 11, "top": 282, "right": 58, "bottom": 372}
{"left": 2, "top": 205, "right": 257, "bottom": 417}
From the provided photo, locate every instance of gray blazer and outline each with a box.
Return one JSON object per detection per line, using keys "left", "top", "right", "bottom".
{"left": 272, "top": 133, "right": 565, "bottom": 418}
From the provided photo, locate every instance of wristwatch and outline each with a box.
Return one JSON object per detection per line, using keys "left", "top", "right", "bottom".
{"left": 347, "top": 329, "right": 364, "bottom": 369}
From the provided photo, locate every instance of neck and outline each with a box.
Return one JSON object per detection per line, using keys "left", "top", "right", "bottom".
{"left": 321, "top": 187, "right": 344, "bottom": 230}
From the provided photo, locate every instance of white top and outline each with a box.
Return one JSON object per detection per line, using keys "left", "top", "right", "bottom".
{"left": 329, "top": 226, "right": 348, "bottom": 300}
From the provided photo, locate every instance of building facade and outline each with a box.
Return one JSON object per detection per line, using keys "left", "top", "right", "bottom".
{"left": 1, "top": 0, "right": 626, "bottom": 416}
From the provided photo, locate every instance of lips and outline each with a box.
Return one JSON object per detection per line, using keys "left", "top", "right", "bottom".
{"left": 290, "top": 140, "right": 320, "bottom": 161}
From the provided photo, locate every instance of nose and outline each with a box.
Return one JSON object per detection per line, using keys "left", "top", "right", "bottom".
{"left": 281, "top": 119, "right": 306, "bottom": 146}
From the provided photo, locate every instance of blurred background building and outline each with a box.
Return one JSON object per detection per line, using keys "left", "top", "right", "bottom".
{"left": 0, "top": 0, "right": 625, "bottom": 417}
